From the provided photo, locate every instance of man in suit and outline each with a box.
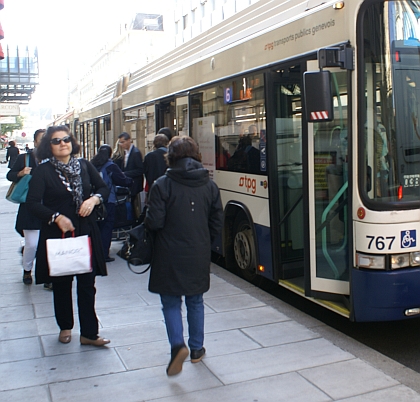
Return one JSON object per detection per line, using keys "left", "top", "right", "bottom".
{"left": 116, "top": 132, "right": 144, "bottom": 218}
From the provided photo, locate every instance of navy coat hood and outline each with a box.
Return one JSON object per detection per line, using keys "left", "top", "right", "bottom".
{"left": 165, "top": 157, "right": 209, "bottom": 187}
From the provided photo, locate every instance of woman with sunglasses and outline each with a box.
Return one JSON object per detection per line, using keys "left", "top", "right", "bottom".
{"left": 26, "top": 126, "right": 111, "bottom": 346}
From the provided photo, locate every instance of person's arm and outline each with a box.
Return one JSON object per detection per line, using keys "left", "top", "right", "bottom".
{"left": 6, "top": 155, "right": 26, "bottom": 182}
{"left": 208, "top": 183, "right": 223, "bottom": 243}
{"left": 26, "top": 166, "right": 58, "bottom": 221}
{"left": 144, "top": 179, "right": 167, "bottom": 232}
{"left": 107, "top": 163, "right": 133, "bottom": 187}
{"left": 26, "top": 164, "right": 75, "bottom": 233}
{"left": 85, "top": 159, "right": 110, "bottom": 200}
{"left": 76, "top": 159, "right": 109, "bottom": 218}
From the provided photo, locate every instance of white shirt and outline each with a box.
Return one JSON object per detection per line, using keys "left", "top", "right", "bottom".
{"left": 124, "top": 144, "right": 134, "bottom": 168}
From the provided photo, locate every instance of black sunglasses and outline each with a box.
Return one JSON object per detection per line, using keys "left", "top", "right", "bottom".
{"left": 50, "top": 136, "right": 71, "bottom": 145}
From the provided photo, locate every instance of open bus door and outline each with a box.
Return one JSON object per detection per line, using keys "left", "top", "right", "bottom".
{"left": 267, "top": 51, "right": 352, "bottom": 315}
{"left": 303, "top": 57, "right": 352, "bottom": 316}
{"left": 266, "top": 64, "right": 306, "bottom": 283}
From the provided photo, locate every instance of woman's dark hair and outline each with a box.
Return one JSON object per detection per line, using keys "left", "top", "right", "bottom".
{"left": 158, "top": 127, "right": 173, "bottom": 141}
{"left": 166, "top": 136, "right": 201, "bottom": 167}
{"left": 9, "top": 141, "right": 16, "bottom": 147}
{"left": 153, "top": 134, "right": 169, "bottom": 149}
{"left": 91, "top": 144, "right": 112, "bottom": 168}
{"left": 34, "top": 129, "right": 46, "bottom": 142}
{"left": 36, "top": 125, "right": 80, "bottom": 160}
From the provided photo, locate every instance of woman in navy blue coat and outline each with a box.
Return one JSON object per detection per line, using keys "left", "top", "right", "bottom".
{"left": 145, "top": 136, "right": 223, "bottom": 376}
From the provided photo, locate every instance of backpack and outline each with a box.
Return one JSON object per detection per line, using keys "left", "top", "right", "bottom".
{"left": 99, "top": 161, "right": 117, "bottom": 204}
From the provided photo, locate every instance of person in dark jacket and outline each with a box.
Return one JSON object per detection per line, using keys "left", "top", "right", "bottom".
{"left": 157, "top": 127, "right": 173, "bottom": 141}
{"left": 91, "top": 144, "right": 133, "bottom": 262}
{"left": 145, "top": 136, "right": 223, "bottom": 377}
{"left": 6, "top": 140, "right": 19, "bottom": 168}
{"left": 143, "top": 133, "right": 169, "bottom": 193}
{"left": 26, "top": 126, "right": 111, "bottom": 347}
{"left": 7, "top": 129, "right": 46, "bottom": 286}
{"left": 115, "top": 132, "right": 144, "bottom": 220}
{"left": 115, "top": 132, "right": 144, "bottom": 197}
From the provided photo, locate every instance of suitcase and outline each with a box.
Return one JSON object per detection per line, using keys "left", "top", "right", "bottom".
{"left": 112, "top": 187, "right": 136, "bottom": 240}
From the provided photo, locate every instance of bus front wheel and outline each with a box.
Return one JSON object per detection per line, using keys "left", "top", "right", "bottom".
{"left": 232, "top": 215, "right": 259, "bottom": 283}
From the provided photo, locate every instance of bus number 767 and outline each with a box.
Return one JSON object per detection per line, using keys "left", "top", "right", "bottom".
{"left": 366, "top": 236, "right": 395, "bottom": 251}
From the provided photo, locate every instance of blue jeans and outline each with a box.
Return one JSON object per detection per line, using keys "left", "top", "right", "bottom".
{"left": 160, "top": 294, "right": 204, "bottom": 351}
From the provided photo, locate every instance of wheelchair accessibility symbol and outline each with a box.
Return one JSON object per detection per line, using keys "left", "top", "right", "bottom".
{"left": 401, "top": 230, "right": 416, "bottom": 248}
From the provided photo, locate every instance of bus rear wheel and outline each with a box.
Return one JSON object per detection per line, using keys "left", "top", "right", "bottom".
{"left": 233, "top": 215, "right": 259, "bottom": 283}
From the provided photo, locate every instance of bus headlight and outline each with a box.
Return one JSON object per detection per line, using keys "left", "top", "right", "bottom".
{"left": 356, "top": 253, "right": 385, "bottom": 269}
{"left": 410, "top": 252, "right": 420, "bottom": 266}
{"left": 391, "top": 253, "right": 410, "bottom": 269}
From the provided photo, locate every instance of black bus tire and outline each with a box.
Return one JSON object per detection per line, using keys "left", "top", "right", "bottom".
{"left": 232, "top": 214, "right": 260, "bottom": 284}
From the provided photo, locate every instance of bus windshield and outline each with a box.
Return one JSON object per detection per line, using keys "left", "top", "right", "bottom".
{"left": 361, "top": 0, "right": 420, "bottom": 207}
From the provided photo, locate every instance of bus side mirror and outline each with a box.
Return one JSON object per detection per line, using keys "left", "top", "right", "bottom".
{"left": 303, "top": 70, "right": 334, "bottom": 122}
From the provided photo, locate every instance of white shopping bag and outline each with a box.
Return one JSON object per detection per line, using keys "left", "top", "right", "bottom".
{"left": 47, "top": 233, "right": 92, "bottom": 276}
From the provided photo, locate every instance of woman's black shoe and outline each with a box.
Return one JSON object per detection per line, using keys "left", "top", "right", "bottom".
{"left": 166, "top": 344, "right": 189, "bottom": 376}
{"left": 190, "top": 347, "right": 206, "bottom": 363}
{"left": 23, "top": 271, "right": 32, "bottom": 285}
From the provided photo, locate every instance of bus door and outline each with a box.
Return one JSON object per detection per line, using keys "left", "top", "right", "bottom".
{"left": 306, "top": 60, "right": 350, "bottom": 304}
{"left": 266, "top": 64, "right": 305, "bottom": 282}
{"left": 155, "top": 98, "right": 175, "bottom": 133}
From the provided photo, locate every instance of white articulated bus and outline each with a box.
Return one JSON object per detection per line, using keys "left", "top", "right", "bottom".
{"left": 76, "top": 0, "right": 420, "bottom": 321}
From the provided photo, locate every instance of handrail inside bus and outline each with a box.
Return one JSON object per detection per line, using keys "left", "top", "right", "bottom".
{"left": 321, "top": 181, "right": 348, "bottom": 279}
{"left": 279, "top": 193, "right": 303, "bottom": 227}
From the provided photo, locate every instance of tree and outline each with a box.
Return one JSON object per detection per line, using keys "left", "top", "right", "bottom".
{"left": 1, "top": 115, "right": 24, "bottom": 135}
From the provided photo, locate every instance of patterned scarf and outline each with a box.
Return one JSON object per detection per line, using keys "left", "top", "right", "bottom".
{"left": 49, "top": 156, "right": 84, "bottom": 212}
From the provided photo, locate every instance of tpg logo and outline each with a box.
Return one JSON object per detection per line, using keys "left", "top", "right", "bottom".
{"left": 239, "top": 176, "right": 256, "bottom": 194}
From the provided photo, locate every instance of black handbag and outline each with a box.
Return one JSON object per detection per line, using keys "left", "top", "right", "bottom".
{"left": 117, "top": 222, "right": 153, "bottom": 274}
{"left": 94, "top": 203, "right": 107, "bottom": 221}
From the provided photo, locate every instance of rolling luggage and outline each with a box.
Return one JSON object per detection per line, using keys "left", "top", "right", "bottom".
{"left": 112, "top": 186, "right": 135, "bottom": 240}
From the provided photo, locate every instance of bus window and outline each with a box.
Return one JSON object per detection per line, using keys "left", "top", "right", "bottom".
{"left": 361, "top": 1, "right": 420, "bottom": 206}
{"left": 191, "top": 73, "right": 266, "bottom": 175}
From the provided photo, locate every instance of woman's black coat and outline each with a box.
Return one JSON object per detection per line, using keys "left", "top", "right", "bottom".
{"left": 143, "top": 148, "right": 167, "bottom": 188}
{"left": 26, "top": 159, "right": 110, "bottom": 284}
{"left": 145, "top": 158, "right": 223, "bottom": 296}
{"left": 6, "top": 152, "right": 41, "bottom": 236}
{"left": 6, "top": 145, "right": 19, "bottom": 168}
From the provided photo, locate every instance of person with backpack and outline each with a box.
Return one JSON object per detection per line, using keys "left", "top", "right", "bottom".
{"left": 91, "top": 144, "right": 133, "bottom": 262}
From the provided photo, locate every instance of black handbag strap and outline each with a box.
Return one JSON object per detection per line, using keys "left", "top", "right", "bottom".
{"left": 127, "top": 262, "right": 151, "bottom": 274}
{"left": 127, "top": 176, "right": 171, "bottom": 275}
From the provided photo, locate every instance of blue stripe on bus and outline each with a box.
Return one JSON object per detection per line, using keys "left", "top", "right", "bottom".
{"left": 352, "top": 267, "right": 420, "bottom": 321}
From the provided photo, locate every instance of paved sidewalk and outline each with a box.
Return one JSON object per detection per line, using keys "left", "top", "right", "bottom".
{"left": 1, "top": 162, "right": 420, "bottom": 401}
